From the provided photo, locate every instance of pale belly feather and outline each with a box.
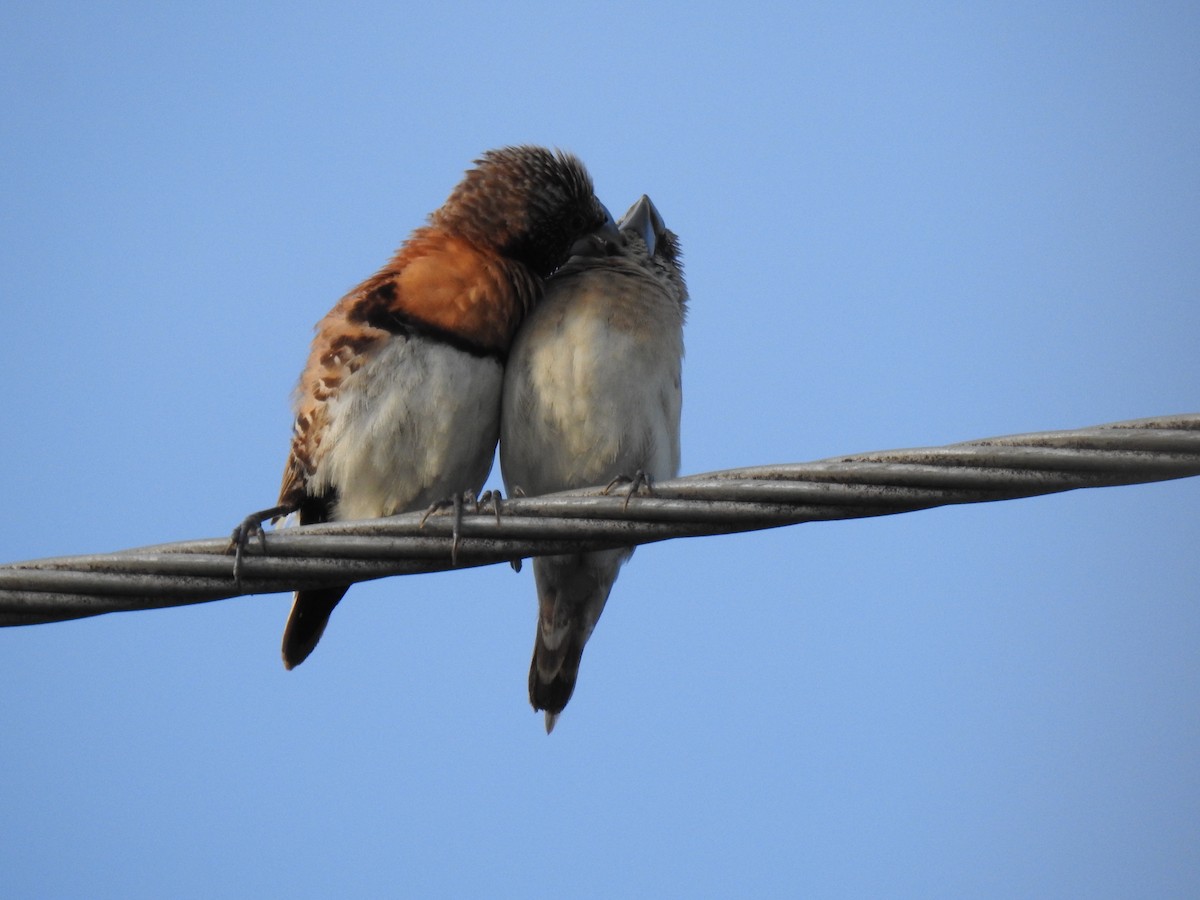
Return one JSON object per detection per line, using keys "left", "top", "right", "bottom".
{"left": 313, "top": 336, "right": 502, "bottom": 520}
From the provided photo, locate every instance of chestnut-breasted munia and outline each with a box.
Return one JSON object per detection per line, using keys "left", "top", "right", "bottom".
{"left": 234, "top": 146, "right": 615, "bottom": 669}
{"left": 500, "top": 195, "right": 687, "bottom": 732}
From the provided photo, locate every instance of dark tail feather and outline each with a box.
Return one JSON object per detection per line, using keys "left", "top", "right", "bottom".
{"left": 528, "top": 633, "right": 586, "bottom": 733}
{"left": 525, "top": 549, "right": 629, "bottom": 733}
{"left": 281, "top": 586, "right": 349, "bottom": 669}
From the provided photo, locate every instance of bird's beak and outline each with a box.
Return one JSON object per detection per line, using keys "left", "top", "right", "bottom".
{"left": 568, "top": 204, "right": 621, "bottom": 258}
{"left": 617, "top": 195, "right": 665, "bottom": 257}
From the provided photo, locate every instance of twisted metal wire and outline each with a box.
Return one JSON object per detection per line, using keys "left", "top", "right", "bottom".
{"left": 2, "top": 413, "right": 1197, "bottom": 626}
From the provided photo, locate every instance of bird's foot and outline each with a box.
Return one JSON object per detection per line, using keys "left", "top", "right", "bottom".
{"left": 603, "top": 470, "right": 654, "bottom": 511}
{"left": 478, "top": 489, "right": 504, "bottom": 524}
{"left": 419, "top": 490, "right": 483, "bottom": 565}
{"left": 226, "top": 503, "right": 295, "bottom": 588}
{"left": 504, "top": 486, "right": 526, "bottom": 572}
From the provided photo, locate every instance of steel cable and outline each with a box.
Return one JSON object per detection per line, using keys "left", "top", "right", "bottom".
{"left": 2, "top": 413, "right": 1196, "bottom": 626}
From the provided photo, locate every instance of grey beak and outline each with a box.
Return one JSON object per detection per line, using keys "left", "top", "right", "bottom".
{"left": 617, "top": 195, "right": 665, "bottom": 257}
{"left": 568, "top": 203, "right": 621, "bottom": 258}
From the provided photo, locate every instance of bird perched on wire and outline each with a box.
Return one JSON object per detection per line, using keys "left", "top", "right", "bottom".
{"left": 500, "top": 194, "right": 687, "bottom": 732}
{"left": 231, "top": 145, "right": 617, "bottom": 670}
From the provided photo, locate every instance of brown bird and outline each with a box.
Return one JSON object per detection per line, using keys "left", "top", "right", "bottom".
{"left": 500, "top": 195, "right": 687, "bottom": 731}
{"left": 232, "top": 146, "right": 615, "bottom": 669}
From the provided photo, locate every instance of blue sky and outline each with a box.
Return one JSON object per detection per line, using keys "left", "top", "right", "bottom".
{"left": 2, "top": 3, "right": 1198, "bottom": 897}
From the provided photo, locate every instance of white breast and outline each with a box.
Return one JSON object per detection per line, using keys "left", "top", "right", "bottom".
{"left": 313, "top": 335, "right": 503, "bottom": 520}
{"left": 500, "top": 277, "right": 683, "bottom": 497}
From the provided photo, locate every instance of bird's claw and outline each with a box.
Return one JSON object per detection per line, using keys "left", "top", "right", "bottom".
{"left": 477, "top": 489, "right": 504, "bottom": 524}
{"left": 420, "top": 490, "right": 484, "bottom": 565}
{"left": 226, "top": 503, "right": 294, "bottom": 589}
{"left": 498, "top": 487, "right": 525, "bottom": 572}
{"left": 603, "top": 470, "right": 654, "bottom": 511}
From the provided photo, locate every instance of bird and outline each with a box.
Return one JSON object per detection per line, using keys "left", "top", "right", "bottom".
{"left": 499, "top": 194, "right": 687, "bottom": 732}
{"left": 231, "top": 145, "right": 617, "bottom": 670}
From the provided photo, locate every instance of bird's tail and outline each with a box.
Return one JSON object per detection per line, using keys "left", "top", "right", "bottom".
{"left": 281, "top": 586, "right": 349, "bottom": 669}
{"left": 528, "top": 621, "right": 587, "bottom": 734}
{"left": 528, "top": 549, "right": 630, "bottom": 732}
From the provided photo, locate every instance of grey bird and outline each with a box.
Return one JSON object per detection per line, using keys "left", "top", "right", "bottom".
{"left": 500, "top": 195, "right": 687, "bottom": 732}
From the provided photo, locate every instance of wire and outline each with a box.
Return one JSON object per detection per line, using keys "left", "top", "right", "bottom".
{"left": 2, "top": 413, "right": 1197, "bottom": 626}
